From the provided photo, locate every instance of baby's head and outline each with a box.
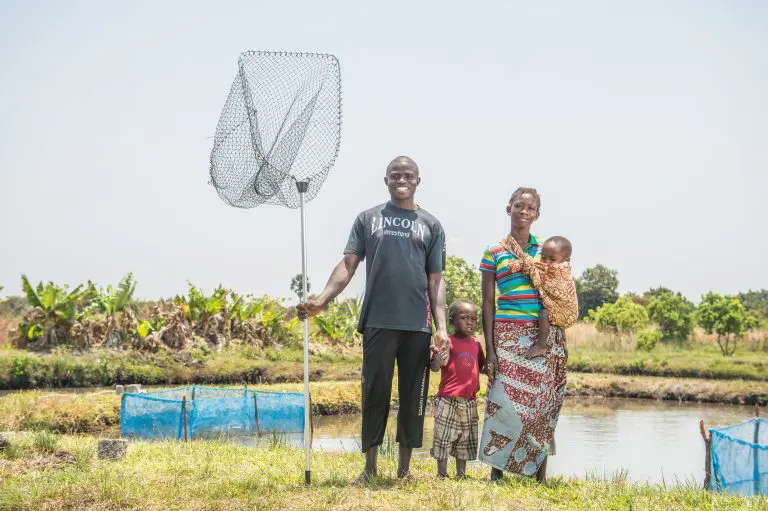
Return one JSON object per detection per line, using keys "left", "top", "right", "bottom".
{"left": 541, "top": 236, "right": 572, "bottom": 264}
{"left": 448, "top": 300, "right": 478, "bottom": 338}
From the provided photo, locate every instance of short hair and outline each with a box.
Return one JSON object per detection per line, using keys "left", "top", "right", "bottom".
{"left": 545, "top": 236, "right": 572, "bottom": 259}
{"left": 448, "top": 299, "right": 477, "bottom": 324}
{"left": 509, "top": 187, "right": 541, "bottom": 212}
{"left": 386, "top": 156, "right": 419, "bottom": 174}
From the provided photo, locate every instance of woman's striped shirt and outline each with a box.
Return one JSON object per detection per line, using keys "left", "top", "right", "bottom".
{"left": 479, "top": 234, "right": 542, "bottom": 323}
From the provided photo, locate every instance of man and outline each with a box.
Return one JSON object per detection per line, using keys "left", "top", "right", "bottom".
{"left": 297, "top": 156, "right": 448, "bottom": 483}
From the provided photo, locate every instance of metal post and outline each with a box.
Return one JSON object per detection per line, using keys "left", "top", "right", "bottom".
{"left": 297, "top": 180, "right": 311, "bottom": 485}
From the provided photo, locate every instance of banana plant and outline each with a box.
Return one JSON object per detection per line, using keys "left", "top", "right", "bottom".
{"left": 20, "top": 275, "right": 87, "bottom": 347}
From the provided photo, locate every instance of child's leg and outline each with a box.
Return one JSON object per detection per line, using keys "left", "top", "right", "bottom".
{"left": 437, "top": 458, "right": 448, "bottom": 478}
{"left": 455, "top": 458, "right": 467, "bottom": 478}
{"left": 526, "top": 309, "right": 549, "bottom": 358}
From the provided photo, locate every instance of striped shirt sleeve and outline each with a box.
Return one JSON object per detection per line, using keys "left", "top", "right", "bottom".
{"left": 479, "top": 247, "right": 495, "bottom": 273}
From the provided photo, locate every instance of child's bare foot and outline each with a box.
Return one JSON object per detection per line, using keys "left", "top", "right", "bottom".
{"left": 525, "top": 344, "right": 546, "bottom": 359}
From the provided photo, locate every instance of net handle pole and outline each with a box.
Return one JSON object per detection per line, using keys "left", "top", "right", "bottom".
{"left": 699, "top": 420, "right": 711, "bottom": 490}
{"left": 297, "top": 180, "right": 312, "bottom": 486}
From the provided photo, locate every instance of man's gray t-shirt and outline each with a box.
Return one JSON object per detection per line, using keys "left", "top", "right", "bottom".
{"left": 344, "top": 202, "right": 446, "bottom": 334}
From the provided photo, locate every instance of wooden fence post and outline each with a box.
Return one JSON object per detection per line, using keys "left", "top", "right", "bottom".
{"left": 254, "top": 394, "right": 261, "bottom": 436}
{"left": 754, "top": 405, "right": 761, "bottom": 496}
{"left": 700, "top": 420, "right": 711, "bottom": 490}
{"left": 182, "top": 396, "right": 189, "bottom": 441}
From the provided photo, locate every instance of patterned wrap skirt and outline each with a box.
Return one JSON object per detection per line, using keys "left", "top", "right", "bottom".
{"left": 478, "top": 321, "right": 568, "bottom": 475}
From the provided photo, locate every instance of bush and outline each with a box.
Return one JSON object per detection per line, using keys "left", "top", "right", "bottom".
{"left": 697, "top": 292, "right": 748, "bottom": 356}
{"left": 635, "top": 330, "right": 662, "bottom": 351}
{"left": 589, "top": 296, "right": 649, "bottom": 335}
{"left": 647, "top": 291, "right": 695, "bottom": 342}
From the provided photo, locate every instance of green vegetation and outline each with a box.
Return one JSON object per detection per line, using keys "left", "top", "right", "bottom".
{"left": 697, "top": 292, "right": 751, "bottom": 356}
{"left": 574, "top": 264, "right": 619, "bottom": 319}
{"left": 0, "top": 434, "right": 762, "bottom": 511}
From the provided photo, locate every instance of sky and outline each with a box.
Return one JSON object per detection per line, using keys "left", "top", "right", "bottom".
{"left": 0, "top": 0, "right": 766, "bottom": 302}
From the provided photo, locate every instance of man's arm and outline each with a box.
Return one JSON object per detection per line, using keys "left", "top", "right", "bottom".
{"left": 428, "top": 272, "right": 448, "bottom": 349}
{"left": 296, "top": 253, "right": 362, "bottom": 319}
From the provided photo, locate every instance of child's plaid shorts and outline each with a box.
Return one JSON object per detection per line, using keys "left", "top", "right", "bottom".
{"left": 430, "top": 396, "right": 478, "bottom": 461}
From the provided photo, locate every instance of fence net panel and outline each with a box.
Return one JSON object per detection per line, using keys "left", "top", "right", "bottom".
{"left": 710, "top": 418, "right": 767, "bottom": 496}
{"left": 120, "top": 386, "right": 305, "bottom": 440}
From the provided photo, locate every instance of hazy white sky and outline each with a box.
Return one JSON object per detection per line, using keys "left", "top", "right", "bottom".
{"left": 1, "top": 0, "right": 766, "bottom": 302}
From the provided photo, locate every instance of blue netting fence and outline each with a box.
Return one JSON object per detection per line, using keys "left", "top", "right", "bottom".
{"left": 710, "top": 418, "right": 767, "bottom": 496}
{"left": 120, "top": 386, "right": 305, "bottom": 441}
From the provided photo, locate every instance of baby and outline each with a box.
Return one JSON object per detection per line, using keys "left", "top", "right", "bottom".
{"left": 502, "top": 235, "right": 578, "bottom": 358}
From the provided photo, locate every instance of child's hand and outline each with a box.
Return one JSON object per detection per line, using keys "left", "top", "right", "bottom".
{"left": 436, "top": 343, "right": 450, "bottom": 367}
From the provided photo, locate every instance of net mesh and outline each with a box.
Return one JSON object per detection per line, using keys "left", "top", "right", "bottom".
{"left": 209, "top": 50, "right": 342, "bottom": 209}
{"left": 120, "top": 386, "right": 305, "bottom": 440}
{"left": 710, "top": 418, "right": 768, "bottom": 496}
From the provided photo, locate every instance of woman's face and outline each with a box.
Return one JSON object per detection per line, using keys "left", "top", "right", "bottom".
{"left": 506, "top": 193, "right": 540, "bottom": 228}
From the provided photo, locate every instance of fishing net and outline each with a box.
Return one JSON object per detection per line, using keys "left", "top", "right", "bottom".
{"left": 710, "top": 418, "right": 767, "bottom": 496}
{"left": 209, "top": 51, "right": 342, "bottom": 209}
{"left": 120, "top": 386, "right": 305, "bottom": 440}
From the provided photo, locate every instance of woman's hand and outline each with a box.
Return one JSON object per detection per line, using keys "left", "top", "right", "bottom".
{"left": 485, "top": 349, "right": 499, "bottom": 381}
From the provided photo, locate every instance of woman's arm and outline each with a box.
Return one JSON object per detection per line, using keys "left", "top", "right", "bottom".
{"left": 482, "top": 271, "right": 498, "bottom": 380}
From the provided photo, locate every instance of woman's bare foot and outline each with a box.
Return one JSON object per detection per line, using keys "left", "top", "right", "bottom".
{"left": 490, "top": 467, "right": 504, "bottom": 482}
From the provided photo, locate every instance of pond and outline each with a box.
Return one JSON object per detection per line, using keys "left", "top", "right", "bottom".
{"left": 244, "top": 397, "right": 756, "bottom": 485}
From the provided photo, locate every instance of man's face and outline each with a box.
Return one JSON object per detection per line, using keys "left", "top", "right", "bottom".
{"left": 384, "top": 161, "right": 420, "bottom": 201}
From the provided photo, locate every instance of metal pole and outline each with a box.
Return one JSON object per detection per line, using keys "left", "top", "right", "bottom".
{"left": 297, "top": 180, "right": 311, "bottom": 485}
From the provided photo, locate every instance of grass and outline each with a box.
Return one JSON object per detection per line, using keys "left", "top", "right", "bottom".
{"left": 0, "top": 434, "right": 764, "bottom": 511}
{"left": 2, "top": 373, "right": 766, "bottom": 435}
{"left": 1, "top": 324, "right": 766, "bottom": 391}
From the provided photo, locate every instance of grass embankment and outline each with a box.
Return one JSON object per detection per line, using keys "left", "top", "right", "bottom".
{"left": 3, "top": 375, "right": 766, "bottom": 435}
{"left": 0, "top": 433, "right": 763, "bottom": 511}
{"left": 2, "top": 339, "right": 767, "bottom": 391}
{"left": 0, "top": 347, "right": 360, "bottom": 390}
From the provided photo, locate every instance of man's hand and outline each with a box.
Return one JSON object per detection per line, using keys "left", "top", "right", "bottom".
{"left": 433, "top": 329, "right": 449, "bottom": 351}
{"left": 296, "top": 298, "right": 324, "bottom": 320}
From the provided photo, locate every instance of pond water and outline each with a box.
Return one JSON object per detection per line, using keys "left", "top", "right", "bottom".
{"left": 244, "top": 397, "right": 756, "bottom": 485}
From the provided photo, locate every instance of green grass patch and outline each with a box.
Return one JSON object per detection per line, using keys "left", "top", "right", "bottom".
{"left": 569, "top": 343, "right": 768, "bottom": 381}
{"left": 0, "top": 434, "right": 763, "bottom": 510}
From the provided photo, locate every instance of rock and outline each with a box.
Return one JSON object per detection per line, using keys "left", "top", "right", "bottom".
{"left": 115, "top": 385, "right": 125, "bottom": 395}
{"left": 0, "top": 433, "right": 9, "bottom": 450}
{"left": 125, "top": 384, "right": 142, "bottom": 394}
{"left": 54, "top": 450, "right": 77, "bottom": 465}
{"left": 98, "top": 439, "right": 128, "bottom": 461}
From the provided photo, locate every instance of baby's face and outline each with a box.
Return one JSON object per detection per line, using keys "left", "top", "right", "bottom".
{"left": 541, "top": 242, "right": 569, "bottom": 264}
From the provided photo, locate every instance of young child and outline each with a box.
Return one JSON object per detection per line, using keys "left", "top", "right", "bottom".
{"left": 430, "top": 300, "right": 485, "bottom": 478}
{"left": 502, "top": 235, "right": 579, "bottom": 358}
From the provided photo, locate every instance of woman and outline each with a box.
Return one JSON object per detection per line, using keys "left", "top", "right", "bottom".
{"left": 478, "top": 187, "right": 568, "bottom": 482}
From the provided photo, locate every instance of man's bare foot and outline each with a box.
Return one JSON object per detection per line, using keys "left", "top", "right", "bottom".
{"left": 351, "top": 471, "right": 375, "bottom": 486}
{"left": 525, "top": 344, "right": 546, "bottom": 359}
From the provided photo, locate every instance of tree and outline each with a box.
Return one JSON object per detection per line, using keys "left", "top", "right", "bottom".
{"left": 588, "top": 296, "right": 649, "bottom": 335}
{"left": 290, "top": 274, "right": 311, "bottom": 301}
{"left": 647, "top": 290, "right": 695, "bottom": 342}
{"left": 574, "top": 264, "right": 619, "bottom": 318}
{"left": 444, "top": 255, "right": 482, "bottom": 313}
{"left": 737, "top": 290, "right": 768, "bottom": 322}
{"left": 697, "top": 292, "right": 747, "bottom": 356}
